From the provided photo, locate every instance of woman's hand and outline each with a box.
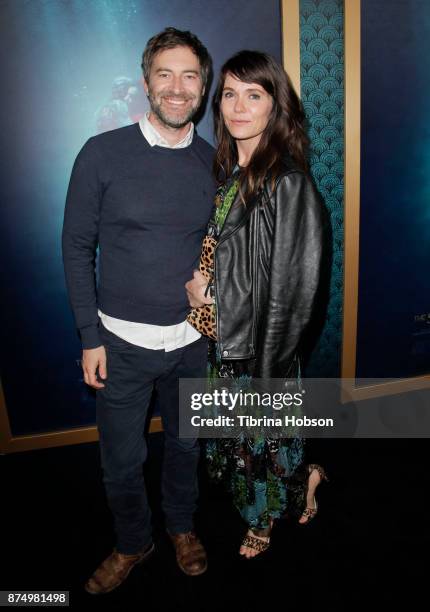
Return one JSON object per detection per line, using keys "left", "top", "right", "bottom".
{"left": 185, "top": 270, "right": 214, "bottom": 307}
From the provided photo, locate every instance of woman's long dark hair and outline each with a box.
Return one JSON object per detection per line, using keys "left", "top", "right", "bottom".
{"left": 213, "top": 50, "right": 309, "bottom": 202}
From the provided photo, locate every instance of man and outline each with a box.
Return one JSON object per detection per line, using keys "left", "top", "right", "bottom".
{"left": 62, "top": 28, "right": 214, "bottom": 594}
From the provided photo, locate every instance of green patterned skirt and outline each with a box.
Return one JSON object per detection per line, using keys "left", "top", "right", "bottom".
{"left": 205, "top": 341, "right": 309, "bottom": 530}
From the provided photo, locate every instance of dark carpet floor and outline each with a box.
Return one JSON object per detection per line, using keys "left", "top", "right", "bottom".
{"left": 1, "top": 434, "right": 428, "bottom": 610}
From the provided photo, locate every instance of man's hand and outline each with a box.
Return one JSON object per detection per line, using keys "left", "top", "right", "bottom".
{"left": 82, "top": 345, "right": 107, "bottom": 389}
{"left": 185, "top": 270, "right": 213, "bottom": 308}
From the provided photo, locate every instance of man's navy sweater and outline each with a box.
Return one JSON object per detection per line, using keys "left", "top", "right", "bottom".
{"left": 62, "top": 123, "right": 215, "bottom": 349}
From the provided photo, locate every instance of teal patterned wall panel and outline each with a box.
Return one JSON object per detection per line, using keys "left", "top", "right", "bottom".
{"left": 299, "top": 0, "right": 344, "bottom": 376}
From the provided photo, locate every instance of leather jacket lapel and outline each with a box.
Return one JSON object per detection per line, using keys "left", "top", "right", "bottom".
{"left": 217, "top": 190, "right": 260, "bottom": 244}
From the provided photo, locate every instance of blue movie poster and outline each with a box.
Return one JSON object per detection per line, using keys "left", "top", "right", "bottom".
{"left": 356, "top": 0, "right": 430, "bottom": 380}
{"left": 0, "top": 0, "right": 281, "bottom": 436}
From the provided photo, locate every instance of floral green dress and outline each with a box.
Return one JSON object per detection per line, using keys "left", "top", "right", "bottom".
{"left": 205, "top": 173, "right": 308, "bottom": 530}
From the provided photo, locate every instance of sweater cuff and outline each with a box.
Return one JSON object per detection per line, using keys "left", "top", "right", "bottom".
{"left": 80, "top": 324, "right": 102, "bottom": 350}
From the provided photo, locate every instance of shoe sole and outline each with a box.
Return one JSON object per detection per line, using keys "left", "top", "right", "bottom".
{"left": 84, "top": 543, "right": 155, "bottom": 595}
{"left": 176, "top": 560, "right": 208, "bottom": 576}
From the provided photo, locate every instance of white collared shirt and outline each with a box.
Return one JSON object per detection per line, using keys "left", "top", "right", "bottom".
{"left": 139, "top": 111, "right": 194, "bottom": 148}
{"left": 98, "top": 113, "right": 200, "bottom": 351}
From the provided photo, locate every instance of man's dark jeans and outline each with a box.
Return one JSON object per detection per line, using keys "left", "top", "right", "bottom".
{"left": 96, "top": 322, "right": 207, "bottom": 555}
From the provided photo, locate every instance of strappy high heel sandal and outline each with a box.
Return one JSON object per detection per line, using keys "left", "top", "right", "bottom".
{"left": 240, "top": 518, "right": 274, "bottom": 558}
{"left": 298, "top": 463, "right": 328, "bottom": 525}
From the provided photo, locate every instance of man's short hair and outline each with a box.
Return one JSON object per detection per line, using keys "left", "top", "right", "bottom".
{"left": 141, "top": 27, "right": 211, "bottom": 87}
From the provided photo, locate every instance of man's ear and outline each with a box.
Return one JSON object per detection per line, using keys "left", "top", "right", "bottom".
{"left": 142, "top": 76, "right": 149, "bottom": 95}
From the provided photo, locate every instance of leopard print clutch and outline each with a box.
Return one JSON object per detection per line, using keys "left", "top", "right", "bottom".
{"left": 186, "top": 234, "right": 217, "bottom": 340}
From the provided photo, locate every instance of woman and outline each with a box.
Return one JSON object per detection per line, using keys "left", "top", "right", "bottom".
{"left": 185, "top": 50, "right": 328, "bottom": 558}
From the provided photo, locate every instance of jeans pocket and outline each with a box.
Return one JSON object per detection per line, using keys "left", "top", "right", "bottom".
{"left": 99, "top": 323, "right": 133, "bottom": 353}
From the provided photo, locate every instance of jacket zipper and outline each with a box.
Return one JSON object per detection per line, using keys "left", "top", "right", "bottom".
{"left": 214, "top": 198, "right": 260, "bottom": 359}
{"left": 251, "top": 204, "right": 259, "bottom": 357}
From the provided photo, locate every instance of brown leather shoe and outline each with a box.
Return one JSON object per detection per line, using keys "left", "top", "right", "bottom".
{"left": 84, "top": 542, "right": 155, "bottom": 595}
{"left": 168, "top": 531, "right": 207, "bottom": 576}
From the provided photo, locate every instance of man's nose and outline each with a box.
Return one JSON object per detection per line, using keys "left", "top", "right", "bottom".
{"left": 171, "top": 75, "right": 183, "bottom": 94}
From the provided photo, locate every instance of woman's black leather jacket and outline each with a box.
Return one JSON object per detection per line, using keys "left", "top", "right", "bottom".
{"left": 214, "top": 157, "right": 325, "bottom": 379}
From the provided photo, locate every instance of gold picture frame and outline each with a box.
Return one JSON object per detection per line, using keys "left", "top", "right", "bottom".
{"left": 14, "top": 2, "right": 426, "bottom": 444}
{"left": 0, "top": 380, "right": 162, "bottom": 454}
{"left": 0, "top": 2, "right": 301, "bottom": 454}
{"left": 341, "top": 0, "right": 430, "bottom": 400}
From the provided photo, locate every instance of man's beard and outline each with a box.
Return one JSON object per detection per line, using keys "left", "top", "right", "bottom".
{"left": 147, "top": 88, "right": 201, "bottom": 128}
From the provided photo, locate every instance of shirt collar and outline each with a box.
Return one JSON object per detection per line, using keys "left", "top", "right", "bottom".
{"left": 139, "top": 112, "right": 194, "bottom": 149}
